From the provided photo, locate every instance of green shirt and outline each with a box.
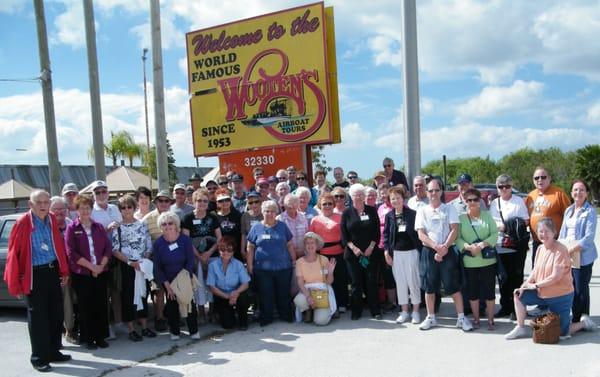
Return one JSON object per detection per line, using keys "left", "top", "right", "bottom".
{"left": 456, "top": 210, "right": 498, "bottom": 268}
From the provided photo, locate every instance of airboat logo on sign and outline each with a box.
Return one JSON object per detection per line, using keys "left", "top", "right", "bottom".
{"left": 218, "top": 48, "right": 325, "bottom": 142}
{"left": 186, "top": 2, "right": 337, "bottom": 157}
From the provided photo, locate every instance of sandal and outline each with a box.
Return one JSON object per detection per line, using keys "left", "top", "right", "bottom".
{"left": 487, "top": 320, "right": 495, "bottom": 331}
{"left": 472, "top": 319, "right": 480, "bottom": 330}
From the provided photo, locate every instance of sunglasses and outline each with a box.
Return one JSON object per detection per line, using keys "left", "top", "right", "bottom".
{"left": 534, "top": 175, "right": 547, "bottom": 181}
{"left": 160, "top": 221, "right": 174, "bottom": 227}
{"left": 248, "top": 201, "right": 260, "bottom": 205}
{"left": 297, "top": 177, "right": 306, "bottom": 181}
{"left": 321, "top": 202, "right": 334, "bottom": 206}
{"left": 277, "top": 176, "right": 286, "bottom": 181}
{"left": 119, "top": 205, "right": 134, "bottom": 210}
{"left": 207, "top": 187, "right": 218, "bottom": 191}
{"left": 334, "top": 195, "right": 345, "bottom": 199}
{"left": 466, "top": 198, "right": 479, "bottom": 203}
{"left": 219, "top": 182, "right": 228, "bottom": 186}
{"left": 157, "top": 198, "right": 171, "bottom": 203}
{"left": 383, "top": 164, "right": 392, "bottom": 168}
{"left": 217, "top": 198, "right": 231, "bottom": 203}
{"left": 348, "top": 175, "right": 357, "bottom": 179}
{"left": 94, "top": 190, "right": 108, "bottom": 195}
{"left": 497, "top": 185, "right": 512, "bottom": 190}
{"left": 427, "top": 189, "right": 441, "bottom": 193}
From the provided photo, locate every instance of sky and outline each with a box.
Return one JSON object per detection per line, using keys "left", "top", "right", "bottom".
{"left": 0, "top": 0, "right": 598, "bottom": 180}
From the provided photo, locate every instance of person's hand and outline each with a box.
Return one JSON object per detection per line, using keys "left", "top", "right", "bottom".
{"left": 247, "top": 264, "right": 253, "bottom": 275}
{"left": 434, "top": 253, "right": 443, "bottom": 263}
{"left": 60, "top": 275, "right": 69, "bottom": 287}
{"left": 306, "top": 293, "right": 315, "bottom": 308}
{"left": 200, "top": 252, "right": 211, "bottom": 265}
{"left": 521, "top": 282, "right": 537, "bottom": 290}
{"left": 384, "top": 252, "right": 393, "bottom": 267}
{"left": 352, "top": 245, "right": 361, "bottom": 257}
{"left": 327, "top": 258, "right": 337, "bottom": 272}
{"left": 229, "top": 291, "right": 239, "bottom": 305}
{"left": 165, "top": 285, "right": 176, "bottom": 300}
{"left": 437, "top": 244, "right": 448, "bottom": 257}
{"left": 130, "top": 261, "right": 141, "bottom": 271}
{"left": 107, "top": 221, "right": 119, "bottom": 231}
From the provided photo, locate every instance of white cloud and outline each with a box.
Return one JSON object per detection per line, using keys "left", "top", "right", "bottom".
{"left": 457, "top": 80, "right": 544, "bottom": 119}
{"left": 52, "top": 0, "right": 86, "bottom": 48}
{"left": 586, "top": 101, "right": 600, "bottom": 125}
{"left": 0, "top": 0, "right": 25, "bottom": 14}
{"left": 334, "top": 122, "right": 372, "bottom": 150}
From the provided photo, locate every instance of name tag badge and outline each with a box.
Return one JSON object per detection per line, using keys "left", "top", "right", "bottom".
{"left": 192, "top": 219, "right": 202, "bottom": 225}
{"left": 250, "top": 220, "right": 259, "bottom": 227}
{"left": 360, "top": 214, "right": 369, "bottom": 221}
{"left": 41, "top": 242, "right": 49, "bottom": 251}
{"left": 398, "top": 224, "right": 407, "bottom": 232}
{"left": 322, "top": 268, "right": 328, "bottom": 275}
{"left": 168, "top": 243, "right": 178, "bottom": 251}
{"left": 74, "top": 230, "right": 83, "bottom": 235}
{"left": 262, "top": 234, "right": 271, "bottom": 240}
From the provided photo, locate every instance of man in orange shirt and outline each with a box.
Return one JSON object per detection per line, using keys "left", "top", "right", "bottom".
{"left": 526, "top": 166, "right": 571, "bottom": 266}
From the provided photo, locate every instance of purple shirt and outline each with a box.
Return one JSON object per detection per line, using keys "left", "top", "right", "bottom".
{"left": 65, "top": 219, "right": 113, "bottom": 276}
{"left": 152, "top": 234, "right": 195, "bottom": 285}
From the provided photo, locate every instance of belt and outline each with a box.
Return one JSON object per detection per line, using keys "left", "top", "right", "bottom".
{"left": 323, "top": 241, "right": 342, "bottom": 248}
{"left": 32, "top": 261, "right": 57, "bottom": 270}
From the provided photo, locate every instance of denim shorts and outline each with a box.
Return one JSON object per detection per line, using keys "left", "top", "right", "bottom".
{"left": 420, "top": 246, "right": 461, "bottom": 295}
{"left": 520, "top": 290, "right": 574, "bottom": 336}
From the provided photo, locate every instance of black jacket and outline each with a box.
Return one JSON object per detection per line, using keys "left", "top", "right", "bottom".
{"left": 383, "top": 206, "right": 421, "bottom": 254}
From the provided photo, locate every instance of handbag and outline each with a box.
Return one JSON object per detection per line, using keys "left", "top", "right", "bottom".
{"left": 497, "top": 199, "right": 530, "bottom": 250}
{"left": 309, "top": 258, "right": 329, "bottom": 309}
{"left": 467, "top": 215, "right": 497, "bottom": 259}
{"left": 558, "top": 238, "right": 581, "bottom": 269}
{"left": 531, "top": 312, "right": 561, "bottom": 344}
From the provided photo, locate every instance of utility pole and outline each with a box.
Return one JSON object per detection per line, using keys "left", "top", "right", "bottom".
{"left": 150, "top": 0, "right": 169, "bottom": 191}
{"left": 33, "top": 0, "right": 61, "bottom": 196}
{"left": 142, "top": 48, "right": 152, "bottom": 190}
{"left": 83, "top": 0, "right": 106, "bottom": 180}
{"left": 401, "top": 0, "right": 421, "bottom": 188}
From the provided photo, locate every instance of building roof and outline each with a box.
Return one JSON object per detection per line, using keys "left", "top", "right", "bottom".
{"left": 80, "top": 166, "right": 158, "bottom": 193}
{"left": 0, "top": 179, "right": 35, "bottom": 200}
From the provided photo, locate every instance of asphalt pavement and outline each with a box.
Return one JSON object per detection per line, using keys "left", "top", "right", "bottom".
{"left": 1, "top": 223, "right": 599, "bottom": 377}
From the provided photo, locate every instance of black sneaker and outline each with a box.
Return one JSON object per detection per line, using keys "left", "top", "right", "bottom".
{"left": 154, "top": 318, "right": 167, "bottom": 332}
{"left": 141, "top": 328, "right": 157, "bottom": 338}
{"left": 33, "top": 363, "right": 52, "bottom": 373}
{"left": 86, "top": 342, "right": 97, "bottom": 350}
{"left": 128, "top": 331, "right": 143, "bottom": 342}
{"left": 95, "top": 339, "right": 109, "bottom": 348}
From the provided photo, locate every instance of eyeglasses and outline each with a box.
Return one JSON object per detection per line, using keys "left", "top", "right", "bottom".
{"left": 321, "top": 202, "right": 334, "bottom": 206}
{"left": 414, "top": 183, "right": 424, "bottom": 187}
{"left": 334, "top": 195, "right": 345, "bottom": 199}
{"left": 466, "top": 198, "right": 479, "bottom": 203}
{"left": 383, "top": 164, "right": 392, "bottom": 168}
{"left": 217, "top": 198, "right": 231, "bottom": 203}
{"left": 160, "top": 221, "right": 174, "bottom": 227}
{"left": 94, "top": 190, "right": 108, "bottom": 195}
{"left": 254, "top": 172, "right": 263, "bottom": 177}
{"left": 195, "top": 199, "right": 209, "bottom": 203}
{"left": 297, "top": 177, "right": 306, "bottom": 181}
{"left": 347, "top": 175, "right": 357, "bottom": 179}
{"left": 119, "top": 205, "right": 134, "bottom": 210}
{"left": 207, "top": 186, "right": 218, "bottom": 191}
{"left": 157, "top": 199, "right": 171, "bottom": 203}
{"left": 218, "top": 182, "right": 228, "bottom": 186}
{"left": 497, "top": 185, "right": 512, "bottom": 190}
{"left": 277, "top": 176, "right": 286, "bottom": 181}
{"left": 534, "top": 175, "right": 547, "bottom": 181}
{"left": 427, "top": 189, "right": 441, "bottom": 193}
{"left": 248, "top": 201, "right": 260, "bottom": 205}
{"left": 219, "top": 246, "right": 234, "bottom": 252}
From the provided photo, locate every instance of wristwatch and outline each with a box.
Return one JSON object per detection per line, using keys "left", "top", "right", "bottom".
{"left": 127, "top": 260, "right": 132, "bottom": 266}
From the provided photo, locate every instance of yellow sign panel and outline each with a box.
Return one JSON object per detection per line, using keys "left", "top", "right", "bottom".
{"left": 186, "top": 2, "right": 338, "bottom": 156}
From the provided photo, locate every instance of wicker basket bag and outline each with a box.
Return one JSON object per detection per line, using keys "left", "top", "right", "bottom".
{"left": 531, "top": 312, "right": 561, "bottom": 344}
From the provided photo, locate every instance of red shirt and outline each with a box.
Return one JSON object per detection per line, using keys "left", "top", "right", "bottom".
{"left": 309, "top": 213, "right": 343, "bottom": 256}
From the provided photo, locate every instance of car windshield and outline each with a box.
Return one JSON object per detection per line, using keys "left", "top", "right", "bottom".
{"left": 0, "top": 219, "right": 15, "bottom": 253}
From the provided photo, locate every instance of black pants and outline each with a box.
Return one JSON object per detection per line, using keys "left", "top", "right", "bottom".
{"left": 345, "top": 253, "right": 381, "bottom": 317}
{"left": 165, "top": 297, "right": 198, "bottom": 336}
{"left": 531, "top": 240, "right": 541, "bottom": 268}
{"left": 214, "top": 291, "right": 250, "bottom": 329}
{"left": 120, "top": 261, "right": 148, "bottom": 323}
{"left": 71, "top": 272, "right": 109, "bottom": 344}
{"left": 26, "top": 264, "right": 64, "bottom": 367}
{"left": 498, "top": 249, "right": 527, "bottom": 312}
{"left": 324, "top": 254, "right": 349, "bottom": 308}
{"left": 253, "top": 268, "right": 293, "bottom": 325}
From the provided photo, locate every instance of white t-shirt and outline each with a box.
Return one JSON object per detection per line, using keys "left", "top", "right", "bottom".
{"left": 407, "top": 195, "right": 429, "bottom": 211}
{"left": 92, "top": 202, "right": 122, "bottom": 231}
{"left": 489, "top": 195, "right": 529, "bottom": 252}
{"left": 415, "top": 203, "right": 459, "bottom": 245}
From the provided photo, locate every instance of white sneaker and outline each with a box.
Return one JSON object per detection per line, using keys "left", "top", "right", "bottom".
{"left": 559, "top": 334, "right": 572, "bottom": 341}
{"left": 395, "top": 312, "right": 410, "bottom": 324}
{"left": 457, "top": 316, "right": 473, "bottom": 332}
{"left": 170, "top": 334, "right": 180, "bottom": 341}
{"left": 190, "top": 332, "right": 200, "bottom": 340}
{"left": 581, "top": 315, "right": 597, "bottom": 331}
{"left": 504, "top": 325, "right": 528, "bottom": 340}
{"left": 419, "top": 316, "right": 438, "bottom": 330}
{"left": 411, "top": 311, "right": 421, "bottom": 324}
{"left": 338, "top": 306, "right": 347, "bottom": 313}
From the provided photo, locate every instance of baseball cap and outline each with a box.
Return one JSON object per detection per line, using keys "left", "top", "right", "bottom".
{"left": 257, "top": 177, "right": 269, "bottom": 186}
{"left": 173, "top": 183, "right": 186, "bottom": 192}
{"left": 217, "top": 175, "right": 229, "bottom": 185}
{"left": 267, "top": 176, "right": 278, "bottom": 184}
{"left": 457, "top": 173, "right": 473, "bottom": 184}
{"left": 91, "top": 180, "right": 108, "bottom": 192}
{"left": 62, "top": 183, "right": 79, "bottom": 195}
{"left": 216, "top": 192, "right": 231, "bottom": 201}
{"left": 247, "top": 191, "right": 261, "bottom": 199}
{"left": 373, "top": 171, "right": 386, "bottom": 179}
{"left": 230, "top": 174, "right": 243, "bottom": 182}
{"left": 189, "top": 172, "right": 203, "bottom": 182}
{"left": 154, "top": 190, "right": 173, "bottom": 202}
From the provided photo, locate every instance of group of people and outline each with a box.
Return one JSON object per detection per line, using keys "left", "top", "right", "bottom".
{"left": 3, "top": 158, "right": 597, "bottom": 373}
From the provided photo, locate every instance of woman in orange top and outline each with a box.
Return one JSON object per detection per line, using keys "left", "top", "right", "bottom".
{"left": 505, "top": 217, "right": 596, "bottom": 340}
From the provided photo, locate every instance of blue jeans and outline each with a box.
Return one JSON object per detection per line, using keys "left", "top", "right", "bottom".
{"left": 520, "top": 290, "right": 574, "bottom": 336}
{"left": 572, "top": 263, "right": 593, "bottom": 322}
{"left": 253, "top": 268, "right": 293, "bottom": 325}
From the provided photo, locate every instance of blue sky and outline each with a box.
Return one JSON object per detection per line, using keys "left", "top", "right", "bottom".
{"left": 0, "top": 0, "right": 598, "bottom": 180}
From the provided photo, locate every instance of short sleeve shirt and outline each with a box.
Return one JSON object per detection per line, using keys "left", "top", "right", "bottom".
{"left": 489, "top": 195, "right": 529, "bottom": 251}
{"left": 247, "top": 221, "right": 293, "bottom": 271}
{"left": 241, "top": 212, "right": 263, "bottom": 236}
{"left": 181, "top": 212, "right": 220, "bottom": 254}
{"left": 296, "top": 255, "right": 329, "bottom": 284}
{"left": 415, "top": 203, "right": 459, "bottom": 245}
{"left": 92, "top": 203, "right": 122, "bottom": 232}
{"left": 206, "top": 258, "right": 251, "bottom": 293}
{"left": 112, "top": 221, "right": 152, "bottom": 260}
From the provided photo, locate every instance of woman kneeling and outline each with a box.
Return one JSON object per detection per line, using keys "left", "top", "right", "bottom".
{"left": 294, "top": 232, "right": 337, "bottom": 325}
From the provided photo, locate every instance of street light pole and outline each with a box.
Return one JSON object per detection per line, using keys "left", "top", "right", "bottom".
{"left": 142, "top": 48, "right": 152, "bottom": 190}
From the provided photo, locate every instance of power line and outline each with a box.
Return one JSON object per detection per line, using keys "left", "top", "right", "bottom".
{"left": 0, "top": 77, "right": 40, "bottom": 83}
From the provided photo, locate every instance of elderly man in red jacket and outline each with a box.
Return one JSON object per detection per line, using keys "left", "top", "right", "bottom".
{"left": 4, "top": 189, "right": 71, "bottom": 373}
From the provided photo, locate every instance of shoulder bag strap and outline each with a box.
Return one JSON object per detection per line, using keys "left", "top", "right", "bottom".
{"left": 497, "top": 198, "right": 506, "bottom": 224}
{"left": 467, "top": 214, "right": 483, "bottom": 242}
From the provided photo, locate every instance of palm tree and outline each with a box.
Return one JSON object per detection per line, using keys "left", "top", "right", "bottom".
{"left": 88, "top": 130, "right": 137, "bottom": 167}
{"left": 123, "top": 142, "right": 145, "bottom": 167}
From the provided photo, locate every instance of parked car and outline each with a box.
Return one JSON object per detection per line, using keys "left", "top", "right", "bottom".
{"left": 0, "top": 213, "right": 26, "bottom": 308}
{"left": 442, "top": 184, "right": 526, "bottom": 208}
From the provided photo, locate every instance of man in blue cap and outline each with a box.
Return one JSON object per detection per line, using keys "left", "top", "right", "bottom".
{"left": 450, "top": 173, "right": 486, "bottom": 215}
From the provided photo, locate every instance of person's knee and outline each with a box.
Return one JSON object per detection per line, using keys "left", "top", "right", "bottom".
{"left": 294, "top": 293, "right": 309, "bottom": 312}
{"left": 313, "top": 309, "right": 331, "bottom": 326}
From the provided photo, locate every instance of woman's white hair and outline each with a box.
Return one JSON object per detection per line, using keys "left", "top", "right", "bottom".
{"left": 276, "top": 182, "right": 290, "bottom": 192}
{"left": 157, "top": 211, "right": 181, "bottom": 233}
{"left": 348, "top": 183, "right": 365, "bottom": 197}
{"left": 283, "top": 193, "right": 299, "bottom": 208}
{"left": 261, "top": 199, "right": 279, "bottom": 213}
{"left": 295, "top": 186, "right": 311, "bottom": 198}
{"left": 364, "top": 187, "right": 376, "bottom": 196}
